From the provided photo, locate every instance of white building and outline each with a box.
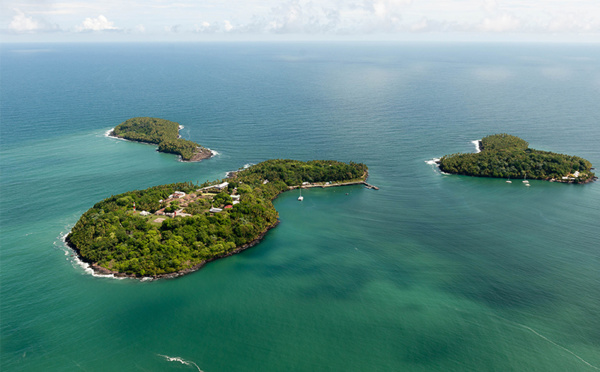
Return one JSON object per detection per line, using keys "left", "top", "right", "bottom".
{"left": 215, "top": 182, "right": 229, "bottom": 190}
{"left": 168, "top": 191, "right": 186, "bottom": 199}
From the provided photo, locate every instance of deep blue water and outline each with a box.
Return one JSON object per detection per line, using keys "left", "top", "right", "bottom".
{"left": 1, "top": 42, "right": 599, "bottom": 371}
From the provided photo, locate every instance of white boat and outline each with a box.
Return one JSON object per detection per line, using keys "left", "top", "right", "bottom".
{"left": 506, "top": 176, "right": 512, "bottom": 184}
{"left": 298, "top": 187, "right": 303, "bottom": 201}
{"left": 522, "top": 174, "right": 529, "bottom": 184}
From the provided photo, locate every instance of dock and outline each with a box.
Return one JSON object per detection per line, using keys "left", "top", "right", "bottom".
{"left": 289, "top": 180, "right": 379, "bottom": 190}
{"left": 363, "top": 182, "right": 379, "bottom": 190}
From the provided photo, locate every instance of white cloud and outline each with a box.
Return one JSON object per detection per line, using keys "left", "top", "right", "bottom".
{"left": 9, "top": 10, "right": 40, "bottom": 32}
{"left": 546, "top": 13, "right": 600, "bottom": 33}
{"left": 193, "top": 21, "right": 214, "bottom": 33}
{"left": 192, "top": 20, "right": 236, "bottom": 33}
{"left": 409, "top": 17, "right": 450, "bottom": 33}
{"left": 76, "top": 15, "right": 118, "bottom": 32}
{"left": 3, "top": 0, "right": 599, "bottom": 41}
{"left": 164, "top": 24, "right": 182, "bottom": 33}
{"left": 234, "top": 0, "right": 414, "bottom": 34}
{"left": 8, "top": 9, "right": 59, "bottom": 33}
{"left": 480, "top": 13, "right": 521, "bottom": 32}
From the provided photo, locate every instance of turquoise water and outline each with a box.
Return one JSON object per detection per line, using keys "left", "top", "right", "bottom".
{"left": 1, "top": 43, "right": 599, "bottom": 371}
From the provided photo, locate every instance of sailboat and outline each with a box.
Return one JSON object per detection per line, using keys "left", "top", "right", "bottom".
{"left": 298, "top": 187, "right": 304, "bottom": 201}
{"left": 506, "top": 176, "right": 512, "bottom": 183}
{"left": 523, "top": 173, "right": 530, "bottom": 186}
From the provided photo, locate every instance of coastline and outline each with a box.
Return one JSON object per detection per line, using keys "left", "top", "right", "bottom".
{"left": 66, "top": 169, "right": 375, "bottom": 280}
{"left": 65, "top": 221, "right": 280, "bottom": 280}
{"left": 183, "top": 147, "right": 213, "bottom": 162}
{"left": 432, "top": 138, "right": 596, "bottom": 184}
{"left": 106, "top": 127, "right": 214, "bottom": 162}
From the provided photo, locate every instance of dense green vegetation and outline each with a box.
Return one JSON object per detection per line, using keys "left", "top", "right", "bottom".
{"left": 439, "top": 134, "right": 595, "bottom": 183}
{"left": 67, "top": 160, "right": 368, "bottom": 277}
{"left": 112, "top": 117, "right": 208, "bottom": 161}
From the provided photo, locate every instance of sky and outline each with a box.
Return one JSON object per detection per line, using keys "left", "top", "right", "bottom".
{"left": 1, "top": 0, "right": 599, "bottom": 43}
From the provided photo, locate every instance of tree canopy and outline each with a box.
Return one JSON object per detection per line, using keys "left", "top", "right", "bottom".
{"left": 439, "top": 134, "right": 595, "bottom": 183}
{"left": 112, "top": 117, "right": 208, "bottom": 161}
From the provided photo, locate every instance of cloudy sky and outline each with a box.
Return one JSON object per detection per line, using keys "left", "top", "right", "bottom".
{"left": 2, "top": 0, "right": 599, "bottom": 42}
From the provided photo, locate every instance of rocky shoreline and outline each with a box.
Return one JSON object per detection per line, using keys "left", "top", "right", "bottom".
{"left": 108, "top": 129, "right": 214, "bottom": 162}
{"left": 185, "top": 147, "right": 213, "bottom": 162}
{"left": 65, "top": 221, "right": 279, "bottom": 280}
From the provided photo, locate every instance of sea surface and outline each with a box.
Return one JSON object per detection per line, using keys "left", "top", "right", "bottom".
{"left": 1, "top": 42, "right": 599, "bottom": 371}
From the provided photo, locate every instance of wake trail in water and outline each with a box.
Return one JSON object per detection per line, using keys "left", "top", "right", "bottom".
{"left": 450, "top": 306, "right": 599, "bottom": 370}
{"left": 158, "top": 354, "right": 204, "bottom": 371}
{"left": 495, "top": 316, "right": 599, "bottom": 370}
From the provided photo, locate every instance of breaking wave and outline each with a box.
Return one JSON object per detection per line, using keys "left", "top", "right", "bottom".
{"left": 158, "top": 355, "right": 203, "bottom": 371}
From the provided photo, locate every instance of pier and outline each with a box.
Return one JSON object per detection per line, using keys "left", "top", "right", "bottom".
{"left": 289, "top": 180, "right": 379, "bottom": 190}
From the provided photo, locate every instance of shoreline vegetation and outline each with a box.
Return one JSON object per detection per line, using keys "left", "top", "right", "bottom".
{"left": 66, "top": 159, "right": 372, "bottom": 279}
{"left": 109, "top": 117, "right": 213, "bottom": 162}
{"left": 437, "top": 134, "right": 596, "bottom": 184}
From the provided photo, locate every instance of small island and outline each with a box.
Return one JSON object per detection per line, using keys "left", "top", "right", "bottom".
{"left": 438, "top": 134, "right": 596, "bottom": 183}
{"left": 66, "top": 159, "right": 370, "bottom": 279}
{"left": 110, "top": 117, "right": 213, "bottom": 161}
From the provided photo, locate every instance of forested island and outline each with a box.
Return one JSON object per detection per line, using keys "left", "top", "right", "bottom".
{"left": 66, "top": 159, "right": 369, "bottom": 278}
{"left": 438, "top": 134, "right": 596, "bottom": 183}
{"left": 110, "top": 117, "right": 212, "bottom": 161}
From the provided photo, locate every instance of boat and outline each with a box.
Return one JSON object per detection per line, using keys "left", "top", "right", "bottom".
{"left": 298, "top": 187, "right": 303, "bottom": 201}
{"left": 522, "top": 173, "right": 529, "bottom": 184}
{"left": 506, "top": 176, "right": 512, "bottom": 184}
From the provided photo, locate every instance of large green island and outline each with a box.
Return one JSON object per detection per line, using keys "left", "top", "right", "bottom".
{"left": 66, "top": 160, "right": 370, "bottom": 279}
{"left": 438, "top": 134, "right": 596, "bottom": 183}
{"left": 110, "top": 117, "right": 213, "bottom": 161}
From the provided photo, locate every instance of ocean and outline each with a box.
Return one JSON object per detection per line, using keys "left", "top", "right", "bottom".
{"left": 1, "top": 42, "right": 599, "bottom": 371}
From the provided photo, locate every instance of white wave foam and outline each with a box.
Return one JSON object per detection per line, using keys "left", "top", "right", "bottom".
{"left": 210, "top": 149, "right": 220, "bottom": 156}
{"left": 226, "top": 163, "right": 254, "bottom": 176}
{"left": 425, "top": 158, "right": 451, "bottom": 175}
{"left": 471, "top": 139, "right": 482, "bottom": 153}
{"left": 158, "top": 355, "right": 203, "bottom": 371}
{"left": 59, "top": 230, "right": 144, "bottom": 280}
{"left": 105, "top": 128, "right": 128, "bottom": 141}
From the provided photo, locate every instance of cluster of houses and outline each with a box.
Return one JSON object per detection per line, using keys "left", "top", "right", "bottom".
{"left": 136, "top": 182, "right": 242, "bottom": 220}
{"left": 209, "top": 194, "right": 240, "bottom": 213}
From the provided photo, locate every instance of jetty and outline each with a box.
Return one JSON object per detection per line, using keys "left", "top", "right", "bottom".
{"left": 288, "top": 180, "right": 378, "bottom": 190}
